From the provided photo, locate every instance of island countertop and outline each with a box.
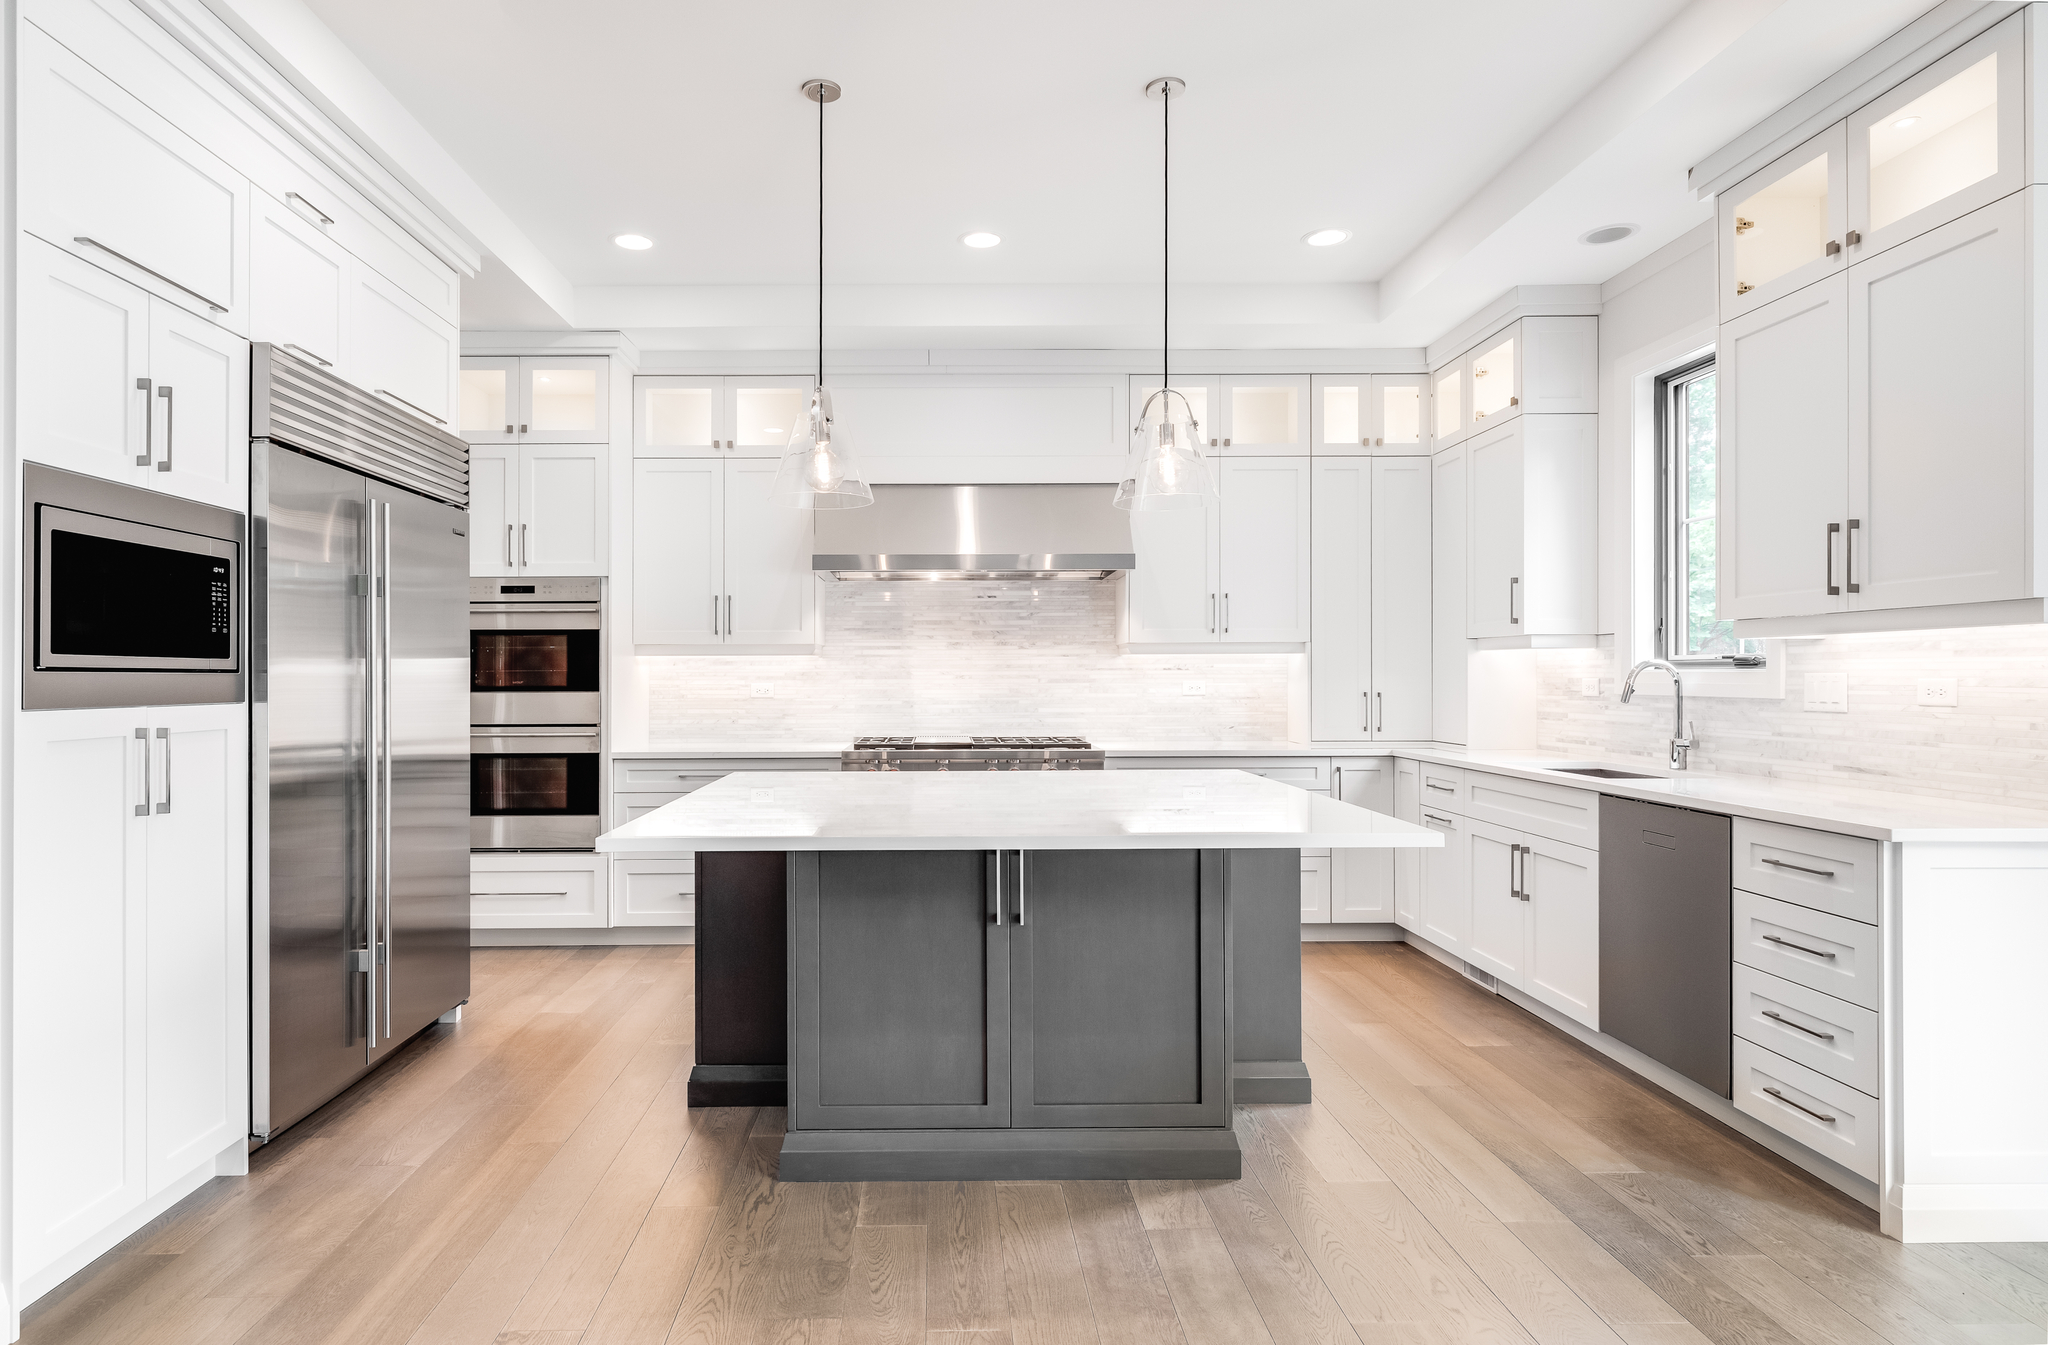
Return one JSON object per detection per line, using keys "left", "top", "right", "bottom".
{"left": 597, "top": 769, "right": 1444, "bottom": 852}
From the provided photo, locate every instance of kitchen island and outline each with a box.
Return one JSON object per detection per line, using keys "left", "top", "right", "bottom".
{"left": 598, "top": 769, "right": 1438, "bottom": 1180}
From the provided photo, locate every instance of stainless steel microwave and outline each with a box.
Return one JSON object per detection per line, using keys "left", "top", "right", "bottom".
{"left": 22, "top": 463, "right": 245, "bottom": 709}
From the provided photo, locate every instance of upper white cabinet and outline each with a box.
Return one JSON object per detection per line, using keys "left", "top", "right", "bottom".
{"left": 470, "top": 444, "right": 608, "bottom": 578}
{"left": 1125, "top": 457, "right": 1311, "bottom": 646}
{"left": 633, "top": 375, "right": 814, "bottom": 456}
{"left": 1310, "top": 375, "right": 1429, "bottom": 454}
{"left": 1311, "top": 457, "right": 1431, "bottom": 740}
{"left": 1431, "top": 317, "right": 1598, "bottom": 442}
{"left": 1433, "top": 362, "right": 1466, "bottom": 449}
{"left": 1131, "top": 377, "right": 1222, "bottom": 453}
{"left": 1720, "top": 126, "right": 1848, "bottom": 320}
{"left": 632, "top": 458, "right": 816, "bottom": 650}
{"left": 1218, "top": 376, "right": 1311, "bottom": 455}
{"left": 1464, "top": 416, "right": 1597, "bottom": 638}
{"left": 249, "top": 190, "right": 347, "bottom": 370}
{"left": 462, "top": 356, "right": 611, "bottom": 444}
{"left": 354, "top": 269, "right": 457, "bottom": 429}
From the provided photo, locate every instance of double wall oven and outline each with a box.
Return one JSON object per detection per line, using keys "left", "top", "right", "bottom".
{"left": 470, "top": 578, "right": 602, "bottom": 850}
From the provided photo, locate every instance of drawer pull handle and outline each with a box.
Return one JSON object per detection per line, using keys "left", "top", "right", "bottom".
{"left": 1761, "top": 933, "right": 1836, "bottom": 960}
{"left": 1762, "top": 1009, "right": 1835, "bottom": 1041}
{"left": 1761, "top": 857, "right": 1837, "bottom": 879}
{"left": 1763, "top": 1086, "right": 1837, "bottom": 1124}
{"left": 73, "top": 236, "right": 228, "bottom": 312}
{"left": 1423, "top": 813, "right": 1456, "bottom": 827}
{"left": 1424, "top": 781, "right": 1455, "bottom": 793}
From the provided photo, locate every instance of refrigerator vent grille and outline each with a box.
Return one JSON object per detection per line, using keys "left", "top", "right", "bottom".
{"left": 1461, "top": 961, "right": 1499, "bottom": 992}
{"left": 252, "top": 344, "right": 469, "bottom": 507}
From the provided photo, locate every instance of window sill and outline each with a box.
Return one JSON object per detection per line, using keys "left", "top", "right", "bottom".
{"left": 1643, "top": 645, "right": 1787, "bottom": 700}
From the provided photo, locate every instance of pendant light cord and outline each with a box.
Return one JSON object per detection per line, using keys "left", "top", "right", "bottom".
{"left": 818, "top": 86, "right": 825, "bottom": 391}
{"left": 1162, "top": 83, "right": 1169, "bottom": 393}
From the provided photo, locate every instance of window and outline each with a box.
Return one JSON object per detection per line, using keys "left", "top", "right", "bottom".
{"left": 1657, "top": 357, "right": 1760, "bottom": 663}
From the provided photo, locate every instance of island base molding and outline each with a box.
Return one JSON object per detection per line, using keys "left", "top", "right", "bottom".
{"left": 1233, "top": 1059, "right": 1312, "bottom": 1103}
{"left": 778, "top": 1127, "right": 1242, "bottom": 1182}
{"left": 687, "top": 1064, "right": 787, "bottom": 1107}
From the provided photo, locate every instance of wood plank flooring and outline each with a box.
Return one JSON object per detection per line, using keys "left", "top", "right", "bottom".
{"left": 21, "top": 942, "right": 2048, "bottom": 1345}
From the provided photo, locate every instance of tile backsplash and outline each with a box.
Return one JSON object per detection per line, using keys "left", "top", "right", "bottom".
{"left": 639, "top": 581, "right": 1296, "bottom": 746}
{"left": 1537, "top": 626, "right": 2048, "bottom": 809}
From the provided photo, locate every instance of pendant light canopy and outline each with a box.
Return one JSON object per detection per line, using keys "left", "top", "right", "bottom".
{"left": 1116, "top": 76, "right": 1215, "bottom": 514}
{"left": 774, "top": 78, "right": 873, "bottom": 510}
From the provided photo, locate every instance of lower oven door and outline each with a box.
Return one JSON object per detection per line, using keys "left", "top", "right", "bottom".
{"left": 470, "top": 729, "right": 601, "bottom": 851}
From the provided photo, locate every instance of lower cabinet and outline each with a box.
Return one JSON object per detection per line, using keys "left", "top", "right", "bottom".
{"left": 1466, "top": 819, "right": 1599, "bottom": 1028}
{"left": 612, "top": 859, "right": 695, "bottom": 927}
{"left": 1330, "top": 759, "right": 1394, "bottom": 920}
{"left": 1418, "top": 808, "right": 1469, "bottom": 952}
{"left": 1393, "top": 759, "right": 1421, "bottom": 927}
{"left": 789, "top": 849, "right": 1229, "bottom": 1130}
{"left": 470, "top": 853, "right": 609, "bottom": 929}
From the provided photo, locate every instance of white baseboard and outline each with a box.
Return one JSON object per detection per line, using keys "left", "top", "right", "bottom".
{"left": 471, "top": 926, "right": 694, "bottom": 947}
{"left": 1300, "top": 922, "right": 1405, "bottom": 942}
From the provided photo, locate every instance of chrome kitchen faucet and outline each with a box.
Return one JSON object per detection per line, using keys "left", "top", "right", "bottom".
{"left": 1622, "top": 659, "right": 1693, "bottom": 770}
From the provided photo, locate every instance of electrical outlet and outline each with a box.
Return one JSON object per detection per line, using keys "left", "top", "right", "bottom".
{"left": 751, "top": 788, "right": 774, "bottom": 802}
{"left": 1182, "top": 786, "right": 1206, "bottom": 801}
{"left": 750, "top": 682, "right": 774, "bottom": 698}
{"left": 1803, "top": 671, "right": 1848, "bottom": 713}
{"left": 1182, "top": 680, "right": 1207, "bottom": 696}
{"left": 1580, "top": 677, "right": 1602, "bottom": 698}
{"left": 1917, "top": 677, "right": 1959, "bottom": 707}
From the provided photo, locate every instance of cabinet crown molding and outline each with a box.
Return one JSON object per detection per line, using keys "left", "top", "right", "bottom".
{"left": 1426, "top": 288, "right": 1600, "bottom": 372}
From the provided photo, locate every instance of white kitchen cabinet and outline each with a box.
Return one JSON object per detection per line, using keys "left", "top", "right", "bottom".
{"left": 1465, "top": 416, "right": 1597, "bottom": 639}
{"left": 471, "top": 854, "right": 608, "bottom": 930}
{"left": 1431, "top": 446, "right": 1468, "bottom": 743}
{"left": 1124, "top": 496, "right": 1219, "bottom": 643}
{"left": 462, "top": 356, "right": 612, "bottom": 445}
{"left": 1393, "top": 759, "right": 1421, "bottom": 928}
{"left": 1463, "top": 818, "right": 1598, "bottom": 1029}
{"left": 469, "top": 445, "right": 607, "bottom": 578}
{"left": 631, "top": 374, "right": 816, "bottom": 457}
{"left": 249, "top": 189, "right": 347, "bottom": 371}
{"left": 353, "top": 267, "right": 457, "bottom": 429}
{"left": 1436, "top": 317, "right": 1600, "bottom": 444}
{"left": 1331, "top": 760, "right": 1395, "bottom": 921}
{"left": 1311, "top": 374, "right": 1430, "bottom": 455}
{"left": 460, "top": 357, "right": 520, "bottom": 445}
{"left": 613, "top": 861, "right": 695, "bottom": 927}
{"left": 1218, "top": 457, "right": 1311, "bottom": 643}
{"left": 1417, "top": 808, "right": 1468, "bottom": 953}
{"left": 18, "top": 237, "right": 247, "bottom": 512}
{"left": 1310, "top": 457, "right": 1430, "bottom": 740}
{"left": 20, "top": 22, "right": 248, "bottom": 333}
{"left": 1719, "top": 124, "right": 1848, "bottom": 320}
{"left": 1433, "top": 359, "right": 1467, "bottom": 449}
{"left": 1219, "top": 375, "right": 1310, "bottom": 455}
{"left": 469, "top": 445, "right": 517, "bottom": 577}
{"left": 1300, "top": 852, "right": 1333, "bottom": 922}
{"left": 13, "top": 703, "right": 246, "bottom": 1286}
{"left": 632, "top": 459, "right": 816, "bottom": 650}
{"left": 1130, "top": 376, "right": 1222, "bottom": 452}
{"left": 1465, "top": 819, "right": 1527, "bottom": 984}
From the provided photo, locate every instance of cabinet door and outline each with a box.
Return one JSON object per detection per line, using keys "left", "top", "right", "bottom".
{"left": 1011, "top": 849, "right": 1228, "bottom": 1128}
{"left": 459, "top": 357, "right": 520, "bottom": 445}
{"left": 1432, "top": 358, "right": 1467, "bottom": 448}
{"left": 631, "top": 460, "right": 723, "bottom": 645}
{"left": 1431, "top": 448, "right": 1467, "bottom": 744}
{"left": 1309, "top": 458, "right": 1371, "bottom": 740}
{"left": 469, "top": 446, "right": 518, "bottom": 577}
{"left": 351, "top": 266, "right": 456, "bottom": 428}
{"left": 634, "top": 375, "right": 724, "bottom": 456}
{"left": 1332, "top": 762, "right": 1394, "bottom": 921}
{"left": 1464, "top": 820, "right": 1526, "bottom": 985}
{"left": 791, "top": 851, "right": 1010, "bottom": 1129}
{"left": 1393, "top": 760, "right": 1421, "bottom": 928}
{"left": 725, "top": 377, "right": 814, "bottom": 457}
{"left": 470, "top": 861, "right": 606, "bottom": 929}
{"left": 12, "top": 708, "right": 148, "bottom": 1280}
{"left": 1131, "top": 376, "right": 1222, "bottom": 452}
{"left": 250, "top": 191, "right": 347, "bottom": 371}
{"left": 1418, "top": 811, "right": 1468, "bottom": 952}
{"left": 1371, "top": 457, "right": 1432, "bottom": 737}
{"left": 1219, "top": 457, "right": 1311, "bottom": 643}
{"left": 612, "top": 861, "right": 694, "bottom": 927}
{"left": 1720, "top": 123, "right": 1847, "bottom": 320}
{"left": 1220, "top": 375, "right": 1310, "bottom": 455}
{"left": 1124, "top": 495, "right": 1218, "bottom": 643}
{"left": 1846, "top": 15, "right": 2021, "bottom": 261}
{"left": 17, "top": 235, "right": 152, "bottom": 487}
{"left": 1848, "top": 193, "right": 2027, "bottom": 610}
{"left": 1300, "top": 852, "right": 1332, "bottom": 922}
{"left": 143, "top": 704, "right": 247, "bottom": 1192}
{"left": 721, "top": 459, "right": 816, "bottom": 645}
{"left": 147, "top": 299, "right": 248, "bottom": 512}
{"left": 1311, "top": 375, "right": 1370, "bottom": 455}
{"left": 1524, "top": 836, "right": 1599, "bottom": 1030}
{"left": 519, "top": 446, "right": 607, "bottom": 575}
{"left": 1373, "top": 375, "right": 1429, "bottom": 453}
{"left": 1468, "top": 331, "right": 1518, "bottom": 429}
{"left": 1718, "top": 277, "right": 1850, "bottom": 620}
{"left": 1520, "top": 318, "right": 1600, "bottom": 415}
{"left": 1465, "top": 422, "right": 1525, "bottom": 638}
{"left": 520, "top": 356, "right": 609, "bottom": 443}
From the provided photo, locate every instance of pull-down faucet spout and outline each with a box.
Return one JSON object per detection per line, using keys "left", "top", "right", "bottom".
{"left": 1621, "top": 659, "right": 1693, "bottom": 770}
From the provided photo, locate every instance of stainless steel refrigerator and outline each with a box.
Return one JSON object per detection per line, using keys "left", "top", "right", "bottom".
{"left": 249, "top": 345, "right": 471, "bottom": 1140}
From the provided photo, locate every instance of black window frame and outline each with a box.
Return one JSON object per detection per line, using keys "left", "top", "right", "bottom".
{"left": 1654, "top": 354, "right": 1762, "bottom": 667}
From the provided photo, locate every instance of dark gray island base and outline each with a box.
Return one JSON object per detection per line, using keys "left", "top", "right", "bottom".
{"left": 688, "top": 846, "right": 1309, "bottom": 1182}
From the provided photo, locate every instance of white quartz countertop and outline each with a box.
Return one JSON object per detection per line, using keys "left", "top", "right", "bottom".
{"left": 596, "top": 769, "right": 1444, "bottom": 852}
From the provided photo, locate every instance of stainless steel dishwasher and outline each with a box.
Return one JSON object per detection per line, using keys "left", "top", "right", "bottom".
{"left": 1599, "top": 796, "right": 1732, "bottom": 1097}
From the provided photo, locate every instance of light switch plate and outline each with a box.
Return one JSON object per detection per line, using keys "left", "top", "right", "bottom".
{"left": 1917, "top": 677, "right": 1959, "bottom": 707}
{"left": 1804, "top": 671, "right": 1848, "bottom": 713}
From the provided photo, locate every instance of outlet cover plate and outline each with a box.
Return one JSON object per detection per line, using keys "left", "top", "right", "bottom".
{"left": 1804, "top": 671, "right": 1848, "bottom": 713}
{"left": 1917, "top": 677, "right": 1959, "bottom": 707}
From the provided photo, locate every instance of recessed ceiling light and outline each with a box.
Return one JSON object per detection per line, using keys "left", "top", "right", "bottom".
{"left": 613, "top": 233, "right": 653, "bottom": 250}
{"left": 1579, "top": 223, "right": 1638, "bottom": 245}
{"left": 1302, "top": 228, "right": 1352, "bottom": 247}
{"left": 961, "top": 231, "right": 1001, "bottom": 248}
{"left": 1893, "top": 115, "right": 1921, "bottom": 130}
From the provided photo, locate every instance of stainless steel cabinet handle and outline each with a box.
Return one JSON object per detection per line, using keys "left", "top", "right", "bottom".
{"left": 379, "top": 503, "right": 394, "bottom": 1045}
{"left": 1223, "top": 436, "right": 1232, "bottom": 447}
{"left": 1845, "top": 518, "right": 1860, "bottom": 593}
{"left": 1423, "top": 812, "right": 1456, "bottom": 827}
{"left": 1209, "top": 593, "right": 1216, "bottom": 633}
{"left": 1761, "top": 933, "right": 1836, "bottom": 960}
{"left": 991, "top": 850, "right": 1003, "bottom": 925}
{"left": 156, "top": 385, "right": 174, "bottom": 472}
{"left": 285, "top": 190, "right": 335, "bottom": 225}
{"left": 1762, "top": 1009, "right": 1835, "bottom": 1041}
{"left": 1844, "top": 230, "right": 1861, "bottom": 247}
{"left": 1826, "top": 522, "right": 1841, "bottom": 596}
{"left": 1509, "top": 843, "right": 1522, "bottom": 899}
{"left": 154, "top": 726, "right": 171, "bottom": 813}
{"left": 1509, "top": 576, "right": 1520, "bottom": 624}
{"left": 136, "top": 378, "right": 153, "bottom": 466}
{"left": 712, "top": 595, "right": 721, "bottom": 635}
{"left": 281, "top": 342, "right": 333, "bottom": 367}
{"left": 374, "top": 389, "right": 449, "bottom": 425}
{"left": 1223, "top": 593, "right": 1231, "bottom": 633}
{"left": 135, "top": 727, "right": 151, "bottom": 817}
{"left": 364, "top": 504, "right": 380, "bottom": 1060}
{"left": 1761, "top": 857, "right": 1836, "bottom": 879}
{"left": 1376, "top": 691, "right": 1384, "bottom": 733}
{"left": 73, "top": 237, "right": 227, "bottom": 312}
{"left": 1424, "top": 781, "right": 1454, "bottom": 793}
{"left": 504, "top": 524, "right": 513, "bottom": 569}
{"left": 1763, "top": 1086, "right": 1837, "bottom": 1124}
{"left": 520, "top": 523, "right": 529, "bottom": 566}
{"left": 1012, "top": 854, "right": 1026, "bottom": 925}
{"left": 1825, "top": 239, "right": 1842, "bottom": 257}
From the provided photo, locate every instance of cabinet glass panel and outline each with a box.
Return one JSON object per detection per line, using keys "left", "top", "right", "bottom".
{"left": 1434, "top": 368, "right": 1462, "bottom": 438}
{"left": 1230, "top": 385, "right": 1299, "bottom": 444}
{"left": 1322, "top": 385, "right": 1360, "bottom": 448}
{"left": 1732, "top": 154, "right": 1830, "bottom": 297}
{"left": 734, "top": 386, "right": 806, "bottom": 448}
{"left": 643, "top": 385, "right": 714, "bottom": 448}
{"left": 1471, "top": 338, "right": 1515, "bottom": 421}
{"left": 1382, "top": 383, "right": 1422, "bottom": 447}
{"left": 1868, "top": 55, "right": 1997, "bottom": 231}
{"left": 1137, "top": 384, "right": 1210, "bottom": 440}
{"left": 528, "top": 367, "right": 600, "bottom": 433}
{"left": 461, "top": 367, "right": 509, "bottom": 435}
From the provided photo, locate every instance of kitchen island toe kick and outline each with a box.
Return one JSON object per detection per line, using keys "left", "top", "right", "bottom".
{"left": 597, "top": 770, "right": 1440, "bottom": 1182}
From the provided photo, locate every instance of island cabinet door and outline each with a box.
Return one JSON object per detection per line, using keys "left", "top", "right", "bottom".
{"left": 788, "top": 851, "right": 1011, "bottom": 1130}
{"left": 1008, "top": 850, "right": 1230, "bottom": 1129}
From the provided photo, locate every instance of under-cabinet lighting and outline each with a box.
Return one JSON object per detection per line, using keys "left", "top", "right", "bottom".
{"left": 613, "top": 234, "right": 654, "bottom": 250}
{"left": 1893, "top": 116, "right": 1921, "bottom": 130}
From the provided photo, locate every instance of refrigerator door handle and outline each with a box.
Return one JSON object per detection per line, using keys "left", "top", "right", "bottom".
{"left": 363, "top": 501, "right": 379, "bottom": 1061}
{"left": 379, "top": 501, "right": 394, "bottom": 1044}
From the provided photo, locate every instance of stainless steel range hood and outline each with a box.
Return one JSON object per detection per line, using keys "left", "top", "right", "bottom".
{"left": 813, "top": 484, "right": 1135, "bottom": 580}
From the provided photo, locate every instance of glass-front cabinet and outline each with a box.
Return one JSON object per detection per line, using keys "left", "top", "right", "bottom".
{"left": 1469, "top": 334, "right": 1516, "bottom": 425}
{"left": 1433, "top": 361, "right": 1465, "bottom": 447}
{"left": 1218, "top": 375, "right": 1309, "bottom": 454}
{"left": 1129, "top": 376, "right": 1221, "bottom": 452}
{"left": 1719, "top": 125, "right": 1847, "bottom": 320}
{"left": 632, "top": 375, "right": 815, "bottom": 457}
{"left": 460, "top": 356, "right": 609, "bottom": 444}
{"left": 1309, "top": 375, "right": 1429, "bottom": 454}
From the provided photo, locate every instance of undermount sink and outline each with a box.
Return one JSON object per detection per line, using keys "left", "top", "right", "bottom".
{"left": 1540, "top": 763, "right": 1668, "bottom": 781}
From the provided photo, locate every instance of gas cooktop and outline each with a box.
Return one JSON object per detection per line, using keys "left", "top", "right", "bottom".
{"left": 841, "top": 735, "right": 1103, "bottom": 770}
{"left": 851, "top": 736, "right": 1091, "bottom": 749}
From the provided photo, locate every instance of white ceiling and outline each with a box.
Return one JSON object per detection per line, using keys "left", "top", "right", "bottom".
{"left": 286, "top": 0, "right": 1955, "bottom": 349}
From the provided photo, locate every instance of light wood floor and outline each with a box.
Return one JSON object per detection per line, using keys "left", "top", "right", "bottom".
{"left": 23, "top": 942, "right": 2048, "bottom": 1345}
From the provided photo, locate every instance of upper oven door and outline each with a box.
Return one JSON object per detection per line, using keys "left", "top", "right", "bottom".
{"left": 36, "top": 504, "right": 239, "bottom": 672}
{"left": 469, "top": 605, "right": 600, "bottom": 726}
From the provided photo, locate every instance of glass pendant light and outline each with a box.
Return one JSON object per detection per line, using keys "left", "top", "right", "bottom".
{"left": 1116, "top": 76, "right": 1215, "bottom": 513}
{"left": 774, "top": 78, "right": 873, "bottom": 510}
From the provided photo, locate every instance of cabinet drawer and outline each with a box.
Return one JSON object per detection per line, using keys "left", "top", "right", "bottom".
{"left": 1734, "top": 889, "right": 1880, "bottom": 1011}
{"left": 1112, "top": 756, "right": 1332, "bottom": 791}
{"left": 1417, "top": 763, "right": 1465, "bottom": 811}
{"left": 471, "top": 859, "right": 606, "bottom": 929}
{"left": 613, "top": 861, "right": 694, "bottom": 927}
{"left": 1300, "top": 852, "right": 1332, "bottom": 923}
{"left": 616, "top": 792, "right": 687, "bottom": 827}
{"left": 1463, "top": 770, "right": 1597, "bottom": 848}
{"left": 1733, "top": 963, "right": 1881, "bottom": 1097}
{"left": 1732, "top": 817, "right": 1878, "bottom": 923}
{"left": 611, "top": 758, "right": 837, "bottom": 791}
{"left": 1732, "top": 1038, "right": 1880, "bottom": 1181}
